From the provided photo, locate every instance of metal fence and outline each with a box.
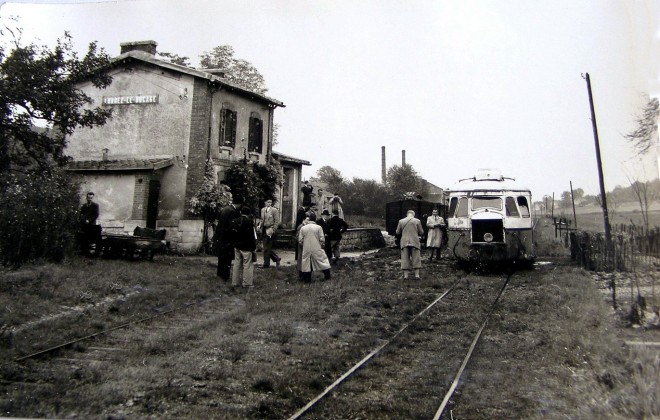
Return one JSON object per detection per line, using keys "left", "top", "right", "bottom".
{"left": 568, "top": 224, "right": 660, "bottom": 272}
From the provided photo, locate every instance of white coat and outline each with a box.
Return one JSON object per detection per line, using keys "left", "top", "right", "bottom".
{"left": 426, "top": 215, "right": 445, "bottom": 248}
{"left": 298, "top": 222, "right": 331, "bottom": 272}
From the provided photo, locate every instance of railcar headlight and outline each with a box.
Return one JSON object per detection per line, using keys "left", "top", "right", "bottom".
{"left": 484, "top": 233, "right": 494, "bottom": 242}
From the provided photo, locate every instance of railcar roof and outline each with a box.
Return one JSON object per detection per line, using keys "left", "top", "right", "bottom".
{"left": 448, "top": 179, "right": 531, "bottom": 194}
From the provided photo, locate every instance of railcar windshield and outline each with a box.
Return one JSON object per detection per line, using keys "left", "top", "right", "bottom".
{"left": 471, "top": 197, "right": 502, "bottom": 211}
{"left": 448, "top": 196, "right": 469, "bottom": 217}
{"left": 518, "top": 196, "right": 530, "bottom": 217}
{"left": 505, "top": 197, "right": 519, "bottom": 216}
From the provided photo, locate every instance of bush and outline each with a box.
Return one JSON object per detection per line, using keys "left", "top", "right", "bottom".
{"left": 0, "top": 169, "right": 81, "bottom": 266}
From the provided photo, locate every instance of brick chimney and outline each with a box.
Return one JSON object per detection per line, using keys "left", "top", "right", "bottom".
{"left": 381, "top": 146, "right": 386, "bottom": 183}
{"left": 120, "top": 40, "right": 158, "bottom": 55}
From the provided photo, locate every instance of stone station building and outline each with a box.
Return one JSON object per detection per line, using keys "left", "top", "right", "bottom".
{"left": 66, "top": 40, "right": 310, "bottom": 253}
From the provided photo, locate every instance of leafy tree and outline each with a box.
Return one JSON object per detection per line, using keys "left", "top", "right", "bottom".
{"left": 199, "top": 45, "right": 268, "bottom": 94}
{"left": 313, "top": 165, "right": 345, "bottom": 192}
{"left": 0, "top": 26, "right": 113, "bottom": 265}
{"left": 624, "top": 97, "right": 659, "bottom": 156}
{"left": 386, "top": 164, "right": 425, "bottom": 198}
{"left": 340, "top": 178, "right": 391, "bottom": 219}
{"left": 157, "top": 51, "right": 190, "bottom": 67}
{"left": 0, "top": 29, "right": 113, "bottom": 172}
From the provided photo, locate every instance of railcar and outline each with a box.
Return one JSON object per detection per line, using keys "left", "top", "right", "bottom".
{"left": 446, "top": 169, "right": 535, "bottom": 265}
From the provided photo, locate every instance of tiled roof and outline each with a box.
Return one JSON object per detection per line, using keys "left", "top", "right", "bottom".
{"left": 272, "top": 151, "right": 311, "bottom": 166}
{"left": 112, "top": 51, "right": 285, "bottom": 108}
{"left": 67, "top": 157, "right": 174, "bottom": 171}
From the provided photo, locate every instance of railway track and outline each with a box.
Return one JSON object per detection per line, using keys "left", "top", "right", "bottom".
{"left": 288, "top": 270, "right": 513, "bottom": 419}
{"left": 2, "top": 252, "right": 533, "bottom": 419}
{"left": 9, "top": 294, "right": 244, "bottom": 374}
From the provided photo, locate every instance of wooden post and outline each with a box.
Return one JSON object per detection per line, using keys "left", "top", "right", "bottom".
{"left": 570, "top": 181, "right": 578, "bottom": 229}
{"left": 584, "top": 72, "right": 616, "bottom": 308}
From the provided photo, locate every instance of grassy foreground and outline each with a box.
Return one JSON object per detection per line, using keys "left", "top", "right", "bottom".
{"left": 0, "top": 222, "right": 658, "bottom": 418}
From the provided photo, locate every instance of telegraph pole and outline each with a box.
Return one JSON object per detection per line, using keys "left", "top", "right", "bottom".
{"left": 584, "top": 72, "right": 616, "bottom": 305}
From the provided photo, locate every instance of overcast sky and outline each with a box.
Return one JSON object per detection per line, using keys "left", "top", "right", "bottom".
{"left": 2, "top": 0, "right": 659, "bottom": 198}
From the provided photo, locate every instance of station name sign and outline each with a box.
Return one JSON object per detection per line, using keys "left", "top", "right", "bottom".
{"left": 102, "top": 95, "right": 159, "bottom": 105}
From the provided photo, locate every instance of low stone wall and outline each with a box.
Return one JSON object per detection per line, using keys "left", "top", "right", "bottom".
{"left": 339, "top": 228, "right": 386, "bottom": 250}
{"left": 98, "top": 218, "right": 205, "bottom": 254}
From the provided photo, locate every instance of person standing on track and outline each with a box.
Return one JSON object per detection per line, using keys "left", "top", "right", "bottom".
{"left": 426, "top": 208, "right": 445, "bottom": 261}
{"left": 396, "top": 209, "right": 424, "bottom": 280}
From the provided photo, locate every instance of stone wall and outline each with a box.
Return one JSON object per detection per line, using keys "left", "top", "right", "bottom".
{"left": 335, "top": 228, "right": 386, "bottom": 250}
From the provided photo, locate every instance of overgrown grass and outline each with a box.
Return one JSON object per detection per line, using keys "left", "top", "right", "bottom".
{"left": 1, "top": 231, "right": 659, "bottom": 418}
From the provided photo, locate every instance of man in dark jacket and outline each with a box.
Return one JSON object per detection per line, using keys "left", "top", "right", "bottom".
{"left": 79, "top": 191, "right": 101, "bottom": 256}
{"left": 231, "top": 206, "right": 257, "bottom": 288}
{"left": 316, "top": 209, "right": 332, "bottom": 260}
{"left": 216, "top": 197, "right": 241, "bottom": 280}
{"left": 328, "top": 209, "right": 349, "bottom": 265}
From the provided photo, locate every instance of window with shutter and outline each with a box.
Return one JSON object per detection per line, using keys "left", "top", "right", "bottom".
{"left": 248, "top": 115, "right": 263, "bottom": 154}
{"left": 220, "top": 109, "right": 237, "bottom": 148}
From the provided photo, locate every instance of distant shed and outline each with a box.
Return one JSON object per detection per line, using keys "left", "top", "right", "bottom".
{"left": 385, "top": 199, "right": 447, "bottom": 237}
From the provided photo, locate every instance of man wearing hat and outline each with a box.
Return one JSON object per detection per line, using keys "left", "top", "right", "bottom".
{"left": 328, "top": 209, "right": 349, "bottom": 264}
{"left": 301, "top": 180, "right": 313, "bottom": 207}
{"left": 317, "top": 209, "right": 332, "bottom": 260}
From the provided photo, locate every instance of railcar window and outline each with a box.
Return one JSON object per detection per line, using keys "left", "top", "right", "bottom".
{"left": 505, "top": 197, "right": 520, "bottom": 217}
{"left": 517, "top": 196, "right": 530, "bottom": 217}
{"left": 472, "top": 197, "right": 502, "bottom": 210}
{"left": 457, "top": 197, "right": 468, "bottom": 217}
{"left": 448, "top": 197, "right": 458, "bottom": 217}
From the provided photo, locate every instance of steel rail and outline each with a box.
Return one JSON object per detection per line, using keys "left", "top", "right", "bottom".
{"left": 287, "top": 277, "right": 465, "bottom": 420}
{"left": 432, "top": 273, "right": 512, "bottom": 419}
{"left": 14, "top": 297, "right": 220, "bottom": 362}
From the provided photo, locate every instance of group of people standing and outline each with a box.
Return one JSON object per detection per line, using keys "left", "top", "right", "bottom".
{"left": 215, "top": 197, "right": 282, "bottom": 289}
{"left": 215, "top": 181, "right": 350, "bottom": 288}
{"left": 297, "top": 181, "right": 349, "bottom": 282}
{"left": 395, "top": 208, "right": 446, "bottom": 280}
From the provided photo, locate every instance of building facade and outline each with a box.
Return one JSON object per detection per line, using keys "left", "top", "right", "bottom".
{"left": 67, "top": 41, "right": 309, "bottom": 253}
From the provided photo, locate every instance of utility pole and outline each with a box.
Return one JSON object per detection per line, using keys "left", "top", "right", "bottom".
{"left": 570, "top": 181, "right": 578, "bottom": 229}
{"left": 584, "top": 72, "right": 616, "bottom": 307}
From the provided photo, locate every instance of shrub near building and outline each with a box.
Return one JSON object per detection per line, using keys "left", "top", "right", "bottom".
{"left": 0, "top": 169, "right": 81, "bottom": 266}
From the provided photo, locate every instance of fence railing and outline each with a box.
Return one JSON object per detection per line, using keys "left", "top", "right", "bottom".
{"left": 567, "top": 224, "right": 660, "bottom": 272}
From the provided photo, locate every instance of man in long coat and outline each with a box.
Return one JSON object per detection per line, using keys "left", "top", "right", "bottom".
{"left": 396, "top": 209, "right": 424, "bottom": 280}
{"left": 298, "top": 212, "right": 331, "bottom": 282}
{"left": 426, "top": 209, "right": 445, "bottom": 261}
